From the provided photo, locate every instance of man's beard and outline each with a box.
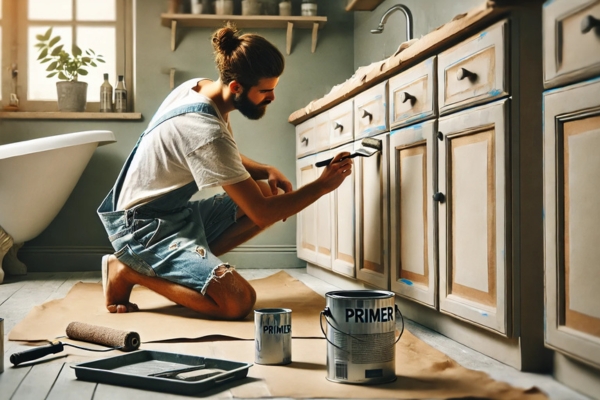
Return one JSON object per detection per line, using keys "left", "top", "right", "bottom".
{"left": 233, "top": 89, "right": 270, "bottom": 120}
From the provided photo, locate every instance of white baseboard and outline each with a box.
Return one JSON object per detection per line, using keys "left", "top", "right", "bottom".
{"left": 16, "top": 245, "right": 303, "bottom": 272}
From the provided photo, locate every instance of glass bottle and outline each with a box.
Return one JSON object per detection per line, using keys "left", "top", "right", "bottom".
{"left": 99, "top": 73, "right": 113, "bottom": 112}
{"left": 114, "top": 75, "right": 127, "bottom": 113}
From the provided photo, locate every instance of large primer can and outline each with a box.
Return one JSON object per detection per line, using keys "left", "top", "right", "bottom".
{"left": 323, "top": 290, "right": 401, "bottom": 384}
{"left": 254, "top": 308, "right": 292, "bottom": 365}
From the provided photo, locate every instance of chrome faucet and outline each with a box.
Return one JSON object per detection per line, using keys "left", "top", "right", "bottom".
{"left": 371, "top": 4, "right": 413, "bottom": 41}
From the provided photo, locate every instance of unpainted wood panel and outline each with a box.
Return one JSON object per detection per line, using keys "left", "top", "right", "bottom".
{"left": 317, "top": 191, "right": 332, "bottom": 257}
{"left": 445, "top": 47, "right": 496, "bottom": 107}
{"left": 399, "top": 145, "right": 428, "bottom": 285}
{"left": 335, "top": 172, "right": 355, "bottom": 264}
{"left": 559, "top": 2, "right": 600, "bottom": 77}
{"left": 563, "top": 115, "right": 600, "bottom": 337}
{"left": 300, "top": 164, "right": 317, "bottom": 252}
{"left": 361, "top": 153, "right": 384, "bottom": 274}
{"left": 450, "top": 129, "right": 496, "bottom": 307}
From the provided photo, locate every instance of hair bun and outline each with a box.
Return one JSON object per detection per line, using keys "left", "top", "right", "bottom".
{"left": 212, "top": 24, "right": 241, "bottom": 56}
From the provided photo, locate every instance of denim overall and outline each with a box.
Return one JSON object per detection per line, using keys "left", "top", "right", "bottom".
{"left": 97, "top": 102, "right": 238, "bottom": 295}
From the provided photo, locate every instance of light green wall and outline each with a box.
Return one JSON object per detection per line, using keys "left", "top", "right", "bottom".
{"left": 0, "top": 0, "right": 353, "bottom": 271}
{"left": 353, "top": 0, "right": 484, "bottom": 70}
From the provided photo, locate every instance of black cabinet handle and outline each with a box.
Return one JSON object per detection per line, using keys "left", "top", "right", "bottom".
{"left": 581, "top": 15, "right": 600, "bottom": 34}
{"left": 437, "top": 131, "right": 444, "bottom": 141}
{"left": 400, "top": 91, "right": 416, "bottom": 106}
{"left": 333, "top": 122, "right": 343, "bottom": 131}
{"left": 301, "top": 136, "right": 309, "bottom": 145}
{"left": 433, "top": 192, "right": 446, "bottom": 203}
{"left": 362, "top": 109, "right": 373, "bottom": 122}
{"left": 457, "top": 67, "right": 477, "bottom": 82}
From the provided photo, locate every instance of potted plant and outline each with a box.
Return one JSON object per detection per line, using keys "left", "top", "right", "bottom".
{"left": 35, "top": 27, "right": 105, "bottom": 112}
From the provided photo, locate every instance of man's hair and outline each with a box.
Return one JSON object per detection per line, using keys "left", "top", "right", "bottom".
{"left": 212, "top": 23, "right": 284, "bottom": 89}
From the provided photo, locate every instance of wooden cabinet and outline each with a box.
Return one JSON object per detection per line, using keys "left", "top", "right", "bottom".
{"left": 438, "top": 99, "right": 510, "bottom": 335}
{"left": 296, "top": 154, "right": 318, "bottom": 263}
{"left": 543, "top": 75, "right": 600, "bottom": 368}
{"left": 315, "top": 149, "right": 333, "bottom": 269}
{"left": 389, "top": 120, "right": 437, "bottom": 308}
{"left": 356, "top": 132, "right": 389, "bottom": 289}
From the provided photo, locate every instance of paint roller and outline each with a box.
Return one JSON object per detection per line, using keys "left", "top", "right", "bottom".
{"left": 315, "top": 137, "right": 383, "bottom": 167}
{"left": 10, "top": 321, "right": 140, "bottom": 366}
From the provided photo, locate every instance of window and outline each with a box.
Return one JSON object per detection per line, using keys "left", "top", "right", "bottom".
{"left": 1, "top": 0, "right": 132, "bottom": 112}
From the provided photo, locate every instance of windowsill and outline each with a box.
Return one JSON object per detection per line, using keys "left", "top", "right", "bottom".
{"left": 0, "top": 111, "right": 143, "bottom": 120}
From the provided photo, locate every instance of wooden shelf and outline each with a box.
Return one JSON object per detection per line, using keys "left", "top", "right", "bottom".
{"left": 0, "top": 112, "right": 143, "bottom": 120}
{"left": 160, "top": 13, "right": 327, "bottom": 54}
{"left": 345, "top": 0, "right": 384, "bottom": 11}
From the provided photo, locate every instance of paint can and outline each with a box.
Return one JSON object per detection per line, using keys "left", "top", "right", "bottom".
{"left": 254, "top": 308, "right": 292, "bottom": 365}
{"left": 321, "top": 290, "right": 403, "bottom": 384}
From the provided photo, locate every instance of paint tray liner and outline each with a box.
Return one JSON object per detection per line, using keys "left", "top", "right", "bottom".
{"left": 71, "top": 350, "right": 252, "bottom": 395}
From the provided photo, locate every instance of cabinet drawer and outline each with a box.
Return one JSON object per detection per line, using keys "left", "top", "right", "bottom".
{"left": 543, "top": 0, "right": 600, "bottom": 89}
{"left": 329, "top": 100, "right": 354, "bottom": 148}
{"left": 438, "top": 20, "right": 509, "bottom": 115}
{"left": 389, "top": 57, "right": 436, "bottom": 129}
{"left": 296, "top": 118, "right": 316, "bottom": 158}
{"left": 314, "top": 112, "right": 331, "bottom": 153}
{"left": 354, "top": 81, "right": 389, "bottom": 139}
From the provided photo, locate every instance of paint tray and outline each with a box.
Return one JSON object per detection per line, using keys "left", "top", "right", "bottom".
{"left": 71, "top": 350, "right": 252, "bottom": 395}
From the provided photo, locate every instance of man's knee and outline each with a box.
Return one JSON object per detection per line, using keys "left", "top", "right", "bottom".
{"left": 210, "top": 267, "right": 256, "bottom": 319}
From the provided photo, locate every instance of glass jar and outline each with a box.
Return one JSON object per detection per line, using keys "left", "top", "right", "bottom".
{"left": 301, "top": 0, "right": 317, "bottom": 16}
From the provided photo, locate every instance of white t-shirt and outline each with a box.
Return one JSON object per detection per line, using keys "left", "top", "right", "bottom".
{"left": 116, "top": 78, "right": 250, "bottom": 210}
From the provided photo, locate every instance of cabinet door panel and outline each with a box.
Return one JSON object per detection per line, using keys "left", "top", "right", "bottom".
{"left": 544, "top": 78, "right": 600, "bottom": 367}
{"left": 356, "top": 132, "right": 389, "bottom": 289}
{"left": 316, "top": 150, "right": 333, "bottom": 269}
{"left": 296, "top": 155, "right": 318, "bottom": 262}
{"left": 332, "top": 143, "right": 356, "bottom": 277}
{"left": 354, "top": 82, "right": 389, "bottom": 139}
{"left": 389, "top": 121, "right": 437, "bottom": 308}
{"left": 438, "top": 100, "right": 509, "bottom": 335}
{"left": 296, "top": 118, "right": 316, "bottom": 158}
{"left": 330, "top": 100, "right": 354, "bottom": 148}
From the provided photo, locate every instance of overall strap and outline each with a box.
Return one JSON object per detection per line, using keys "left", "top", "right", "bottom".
{"left": 110, "top": 101, "right": 219, "bottom": 210}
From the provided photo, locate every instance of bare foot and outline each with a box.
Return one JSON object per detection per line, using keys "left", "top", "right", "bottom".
{"left": 103, "top": 255, "right": 139, "bottom": 313}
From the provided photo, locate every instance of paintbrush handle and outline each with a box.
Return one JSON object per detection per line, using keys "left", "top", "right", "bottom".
{"left": 10, "top": 342, "right": 65, "bottom": 366}
{"left": 315, "top": 154, "right": 356, "bottom": 168}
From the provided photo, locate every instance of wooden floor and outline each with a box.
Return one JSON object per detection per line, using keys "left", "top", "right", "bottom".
{"left": 0, "top": 269, "right": 589, "bottom": 400}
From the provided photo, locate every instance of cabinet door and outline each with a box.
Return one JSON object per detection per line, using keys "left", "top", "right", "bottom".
{"left": 356, "top": 132, "right": 389, "bottom": 289}
{"left": 438, "top": 100, "right": 509, "bottom": 335}
{"left": 332, "top": 143, "right": 356, "bottom": 277}
{"left": 315, "top": 150, "right": 333, "bottom": 269}
{"left": 354, "top": 81, "right": 389, "bottom": 139}
{"left": 296, "top": 118, "right": 316, "bottom": 158}
{"left": 296, "top": 155, "right": 318, "bottom": 263}
{"left": 544, "top": 78, "right": 600, "bottom": 367}
{"left": 389, "top": 121, "right": 437, "bottom": 308}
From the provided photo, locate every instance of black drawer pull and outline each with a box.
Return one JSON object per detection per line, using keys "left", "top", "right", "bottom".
{"left": 457, "top": 67, "right": 477, "bottom": 82}
{"left": 581, "top": 15, "right": 600, "bottom": 34}
{"left": 433, "top": 192, "right": 446, "bottom": 203}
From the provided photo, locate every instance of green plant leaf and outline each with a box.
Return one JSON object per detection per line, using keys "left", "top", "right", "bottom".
{"left": 58, "top": 72, "right": 68, "bottom": 80}
{"left": 72, "top": 45, "right": 82, "bottom": 57}
{"left": 42, "top": 27, "right": 53, "bottom": 41}
{"left": 35, "top": 34, "right": 46, "bottom": 41}
{"left": 51, "top": 45, "right": 64, "bottom": 56}
{"left": 46, "top": 61, "right": 58, "bottom": 71}
{"left": 97, "top": 58, "right": 105, "bottom": 63}
{"left": 47, "top": 72, "right": 58, "bottom": 78}
{"left": 41, "top": 58, "right": 52, "bottom": 63}
{"left": 37, "top": 48, "right": 48, "bottom": 60}
{"left": 89, "top": 49, "right": 95, "bottom": 55}
{"left": 49, "top": 36, "right": 61, "bottom": 47}
{"left": 90, "top": 62, "right": 97, "bottom": 67}
{"left": 34, "top": 43, "right": 45, "bottom": 48}
{"left": 78, "top": 69, "right": 88, "bottom": 75}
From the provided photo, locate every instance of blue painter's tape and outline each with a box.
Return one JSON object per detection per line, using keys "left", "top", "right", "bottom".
{"left": 489, "top": 89, "right": 502, "bottom": 97}
{"left": 400, "top": 279, "right": 413, "bottom": 286}
{"left": 481, "top": 312, "right": 488, "bottom": 317}
{"left": 478, "top": 31, "right": 488, "bottom": 40}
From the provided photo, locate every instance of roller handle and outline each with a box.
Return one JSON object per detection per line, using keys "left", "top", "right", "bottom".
{"left": 10, "top": 342, "right": 64, "bottom": 366}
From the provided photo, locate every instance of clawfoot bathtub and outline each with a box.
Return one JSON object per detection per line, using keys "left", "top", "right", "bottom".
{"left": 0, "top": 130, "right": 116, "bottom": 283}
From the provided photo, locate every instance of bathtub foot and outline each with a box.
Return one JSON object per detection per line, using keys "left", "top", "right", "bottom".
{"left": 0, "top": 225, "right": 14, "bottom": 284}
{"left": 4, "top": 242, "right": 27, "bottom": 276}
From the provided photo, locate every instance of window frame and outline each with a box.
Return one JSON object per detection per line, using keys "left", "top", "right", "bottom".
{"left": 1, "top": 0, "right": 133, "bottom": 112}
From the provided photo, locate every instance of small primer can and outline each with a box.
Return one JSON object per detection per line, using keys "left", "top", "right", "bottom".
{"left": 254, "top": 308, "right": 292, "bottom": 365}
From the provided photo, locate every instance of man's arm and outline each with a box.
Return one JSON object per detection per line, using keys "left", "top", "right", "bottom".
{"left": 241, "top": 154, "right": 293, "bottom": 195}
{"left": 224, "top": 152, "right": 353, "bottom": 229}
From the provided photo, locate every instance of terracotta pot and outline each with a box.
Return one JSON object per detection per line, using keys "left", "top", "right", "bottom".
{"left": 56, "top": 81, "right": 88, "bottom": 112}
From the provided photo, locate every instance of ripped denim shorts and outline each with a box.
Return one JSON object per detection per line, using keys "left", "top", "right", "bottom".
{"left": 99, "top": 191, "right": 238, "bottom": 295}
